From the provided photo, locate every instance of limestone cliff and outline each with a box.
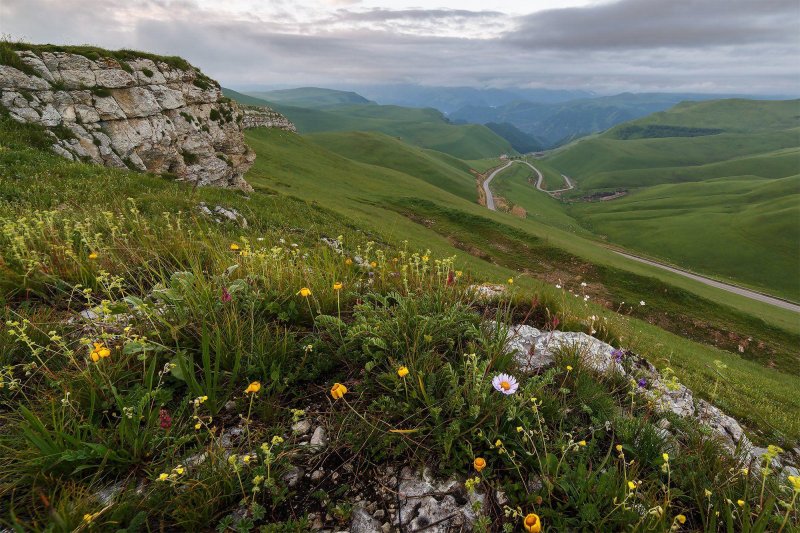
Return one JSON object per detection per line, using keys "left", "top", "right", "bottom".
{"left": 0, "top": 45, "right": 256, "bottom": 189}
{"left": 241, "top": 105, "right": 296, "bottom": 132}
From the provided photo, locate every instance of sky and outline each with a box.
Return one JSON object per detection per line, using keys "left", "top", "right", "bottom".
{"left": 1, "top": 0, "right": 799, "bottom": 94}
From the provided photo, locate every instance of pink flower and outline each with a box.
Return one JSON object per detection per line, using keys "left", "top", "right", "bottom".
{"left": 159, "top": 409, "right": 172, "bottom": 430}
{"left": 492, "top": 373, "right": 519, "bottom": 395}
{"left": 221, "top": 287, "right": 232, "bottom": 303}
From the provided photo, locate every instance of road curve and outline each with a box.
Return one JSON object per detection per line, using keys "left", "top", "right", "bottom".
{"left": 611, "top": 249, "right": 800, "bottom": 313}
{"left": 482, "top": 160, "right": 513, "bottom": 210}
{"left": 480, "top": 161, "right": 799, "bottom": 313}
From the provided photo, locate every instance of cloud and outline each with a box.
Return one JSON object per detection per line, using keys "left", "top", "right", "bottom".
{"left": 1, "top": 0, "right": 798, "bottom": 94}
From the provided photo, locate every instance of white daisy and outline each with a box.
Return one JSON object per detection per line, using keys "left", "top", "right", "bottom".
{"left": 492, "top": 373, "right": 519, "bottom": 395}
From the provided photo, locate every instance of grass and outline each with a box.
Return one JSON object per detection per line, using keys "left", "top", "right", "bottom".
{"left": 242, "top": 96, "right": 515, "bottom": 160}
{"left": 244, "top": 87, "right": 372, "bottom": 109}
{"left": 544, "top": 99, "right": 800, "bottom": 301}
{"left": 0, "top": 103, "right": 797, "bottom": 531}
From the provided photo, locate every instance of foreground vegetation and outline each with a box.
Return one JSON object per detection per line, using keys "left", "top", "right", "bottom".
{"left": 1, "top": 107, "right": 798, "bottom": 531}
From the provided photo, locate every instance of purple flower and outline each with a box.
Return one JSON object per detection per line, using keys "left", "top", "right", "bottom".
{"left": 492, "top": 373, "right": 519, "bottom": 395}
{"left": 611, "top": 349, "right": 625, "bottom": 362}
{"left": 221, "top": 287, "right": 232, "bottom": 303}
{"left": 637, "top": 378, "right": 647, "bottom": 388}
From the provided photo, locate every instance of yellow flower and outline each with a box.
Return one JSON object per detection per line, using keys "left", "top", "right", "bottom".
{"left": 704, "top": 489, "right": 713, "bottom": 498}
{"left": 422, "top": 255, "right": 429, "bottom": 262}
{"left": 370, "top": 261, "right": 377, "bottom": 268}
{"left": 676, "top": 514, "right": 686, "bottom": 524}
{"left": 230, "top": 243, "right": 240, "bottom": 251}
{"left": 523, "top": 513, "right": 541, "bottom": 533}
{"left": 83, "top": 513, "right": 97, "bottom": 524}
{"left": 333, "top": 281, "right": 343, "bottom": 291}
{"left": 330, "top": 382, "right": 348, "bottom": 400}
{"left": 663, "top": 453, "right": 669, "bottom": 462}
{"left": 495, "top": 439, "right": 503, "bottom": 447}
{"left": 174, "top": 466, "right": 185, "bottom": 474}
{"left": 628, "top": 480, "right": 637, "bottom": 490}
{"left": 90, "top": 342, "right": 110, "bottom": 362}
{"left": 616, "top": 444, "right": 624, "bottom": 452}
{"left": 88, "top": 252, "right": 98, "bottom": 260}
{"left": 507, "top": 278, "right": 514, "bottom": 284}
{"left": 397, "top": 366, "right": 409, "bottom": 378}
{"left": 566, "top": 365, "right": 573, "bottom": 371}
{"left": 298, "top": 287, "right": 312, "bottom": 297}
{"left": 578, "top": 440, "right": 587, "bottom": 447}
{"left": 737, "top": 499, "right": 745, "bottom": 507}
{"left": 244, "top": 381, "right": 261, "bottom": 394}
{"left": 158, "top": 473, "right": 169, "bottom": 481}
{"left": 455, "top": 271, "right": 463, "bottom": 277}
{"left": 473, "top": 457, "right": 486, "bottom": 472}
{"left": 516, "top": 426, "right": 523, "bottom": 433}
{"left": 345, "top": 258, "right": 353, "bottom": 265}
{"left": 195, "top": 422, "right": 202, "bottom": 430}
{"left": 242, "top": 455, "right": 251, "bottom": 464}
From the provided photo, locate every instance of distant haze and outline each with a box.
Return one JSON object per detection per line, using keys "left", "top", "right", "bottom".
{"left": 2, "top": 0, "right": 799, "bottom": 95}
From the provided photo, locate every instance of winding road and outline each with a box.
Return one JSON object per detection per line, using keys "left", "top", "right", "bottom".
{"left": 481, "top": 159, "right": 800, "bottom": 313}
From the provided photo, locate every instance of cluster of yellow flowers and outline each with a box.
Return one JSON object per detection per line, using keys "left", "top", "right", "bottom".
{"left": 89, "top": 342, "right": 110, "bottom": 362}
{"left": 157, "top": 464, "right": 186, "bottom": 483}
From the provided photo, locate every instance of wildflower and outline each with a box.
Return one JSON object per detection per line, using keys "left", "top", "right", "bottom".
{"left": 566, "top": 365, "right": 573, "bottom": 371}
{"left": 90, "top": 342, "right": 111, "bottom": 362}
{"left": 637, "top": 378, "right": 647, "bottom": 388}
{"left": 88, "top": 252, "right": 98, "bottom": 260}
{"left": 495, "top": 439, "right": 503, "bottom": 447}
{"left": 455, "top": 271, "right": 463, "bottom": 278}
{"left": 195, "top": 422, "right": 202, "bottom": 430}
{"left": 345, "top": 258, "right": 353, "bottom": 265}
{"left": 640, "top": 300, "right": 646, "bottom": 306}
{"left": 221, "top": 286, "right": 232, "bottom": 302}
{"left": 397, "top": 366, "right": 409, "bottom": 378}
{"left": 516, "top": 426, "right": 524, "bottom": 432}
{"left": 298, "top": 287, "right": 312, "bottom": 297}
{"left": 333, "top": 281, "right": 343, "bottom": 291}
{"left": 523, "top": 513, "right": 541, "bottom": 533}
{"left": 491, "top": 373, "right": 519, "bottom": 395}
{"left": 507, "top": 278, "right": 514, "bottom": 284}
{"left": 447, "top": 271, "right": 455, "bottom": 286}
{"left": 230, "top": 243, "right": 240, "bottom": 251}
{"left": 676, "top": 514, "right": 686, "bottom": 524}
{"left": 581, "top": 282, "right": 587, "bottom": 287}
{"left": 612, "top": 348, "right": 625, "bottom": 362}
{"left": 174, "top": 465, "right": 185, "bottom": 474}
{"left": 330, "top": 382, "right": 348, "bottom": 400}
{"left": 159, "top": 409, "right": 172, "bottom": 430}
{"left": 272, "top": 435, "right": 284, "bottom": 445}
{"left": 242, "top": 455, "right": 252, "bottom": 464}
{"left": 244, "top": 381, "right": 261, "bottom": 394}
{"left": 370, "top": 261, "right": 377, "bottom": 268}
{"left": 628, "top": 480, "right": 637, "bottom": 490}
{"left": 788, "top": 475, "right": 800, "bottom": 492}
{"left": 663, "top": 453, "right": 669, "bottom": 462}
{"left": 578, "top": 440, "right": 587, "bottom": 447}
{"left": 704, "top": 489, "right": 713, "bottom": 498}
{"left": 474, "top": 457, "right": 486, "bottom": 472}
{"left": 555, "top": 284, "right": 561, "bottom": 289}
{"left": 737, "top": 499, "right": 745, "bottom": 507}
{"left": 83, "top": 513, "right": 99, "bottom": 524}
{"left": 158, "top": 473, "right": 169, "bottom": 481}
{"left": 422, "top": 255, "right": 429, "bottom": 262}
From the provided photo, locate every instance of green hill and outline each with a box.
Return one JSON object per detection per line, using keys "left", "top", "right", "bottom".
{"left": 545, "top": 99, "right": 800, "bottom": 300}
{"left": 485, "top": 122, "right": 543, "bottom": 153}
{"left": 245, "top": 86, "right": 373, "bottom": 108}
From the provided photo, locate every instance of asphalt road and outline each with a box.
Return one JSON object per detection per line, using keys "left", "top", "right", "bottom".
{"left": 481, "top": 160, "right": 799, "bottom": 313}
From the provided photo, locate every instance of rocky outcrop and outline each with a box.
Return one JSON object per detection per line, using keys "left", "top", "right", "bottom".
{"left": 240, "top": 105, "right": 296, "bottom": 132}
{"left": 0, "top": 46, "right": 255, "bottom": 189}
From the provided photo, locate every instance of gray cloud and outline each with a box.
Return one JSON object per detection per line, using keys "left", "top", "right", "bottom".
{"left": 1, "top": 0, "right": 798, "bottom": 94}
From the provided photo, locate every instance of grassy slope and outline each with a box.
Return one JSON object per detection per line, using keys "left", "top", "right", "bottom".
{"left": 246, "top": 87, "right": 373, "bottom": 108}
{"left": 244, "top": 128, "right": 800, "bottom": 441}
{"left": 571, "top": 175, "right": 800, "bottom": 299}
{"left": 266, "top": 102, "right": 515, "bottom": 160}
{"left": 306, "top": 131, "right": 477, "bottom": 201}
{"left": 546, "top": 99, "right": 800, "bottom": 300}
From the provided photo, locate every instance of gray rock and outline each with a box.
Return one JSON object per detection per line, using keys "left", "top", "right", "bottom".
{"left": 469, "top": 283, "right": 506, "bottom": 300}
{"left": 395, "top": 467, "right": 484, "bottom": 532}
{"left": 292, "top": 419, "right": 313, "bottom": 435}
{"left": 282, "top": 466, "right": 304, "bottom": 488}
{"left": 0, "top": 49, "right": 271, "bottom": 190}
{"left": 310, "top": 426, "right": 328, "bottom": 449}
{"left": 350, "top": 506, "right": 382, "bottom": 533}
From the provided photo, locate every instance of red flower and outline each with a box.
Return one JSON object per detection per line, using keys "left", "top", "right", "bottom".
{"left": 446, "top": 271, "right": 455, "bottom": 286}
{"left": 159, "top": 409, "right": 172, "bottom": 430}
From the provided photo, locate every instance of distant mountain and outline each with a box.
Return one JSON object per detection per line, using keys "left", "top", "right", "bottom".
{"left": 349, "top": 84, "right": 592, "bottom": 113}
{"left": 484, "top": 122, "right": 543, "bottom": 153}
{"left": 244, "top": 87, "right": 374, "bottom": 109}
{"left": 221, "top": 87, "right": 273, "bottom": 107}
{"left": 450, "top": 93, "right": 739, "bottom": 148}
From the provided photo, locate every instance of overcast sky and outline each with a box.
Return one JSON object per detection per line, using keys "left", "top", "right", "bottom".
{"left": 2, "top": 0, "right": 799, "bottom": 94}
